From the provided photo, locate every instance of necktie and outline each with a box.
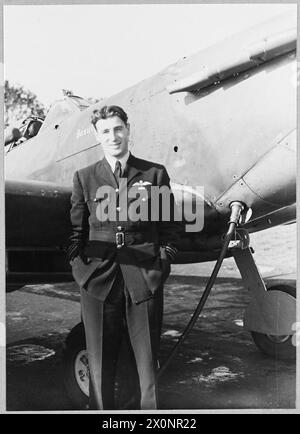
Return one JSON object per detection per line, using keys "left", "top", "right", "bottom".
{"left": 114, "top": 160, "right": 122, "bottom": 185}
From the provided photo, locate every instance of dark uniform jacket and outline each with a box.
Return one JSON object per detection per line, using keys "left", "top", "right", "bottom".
{"left": 68, "top": 154, "right": 181, "bottom": 303}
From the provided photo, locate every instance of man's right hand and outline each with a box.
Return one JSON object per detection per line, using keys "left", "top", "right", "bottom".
{"left": 70, "top": 254, "right": 91, "bottom": 266}
{"left": 79, "top": 253, "right": 91, "bottom": 265}
{"left": 67, "top": 243, "right": 90, "bottom": 264}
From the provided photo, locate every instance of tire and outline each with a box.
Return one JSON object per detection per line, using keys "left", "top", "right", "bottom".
{"left": 63, "top": 322, "right": 89, "bottom": 409}
{"left": 251, "top": 284, "right": 296, "bottom": 361}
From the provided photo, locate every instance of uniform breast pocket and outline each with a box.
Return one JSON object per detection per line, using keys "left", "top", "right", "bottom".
{"left": 87, "top": 197, "right": 108, "bottom": 227}
{"left": 128, "top": 185, "right": 153, "bottom": 223}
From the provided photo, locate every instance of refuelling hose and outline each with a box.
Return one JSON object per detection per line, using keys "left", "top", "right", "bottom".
{"left": 158, "top": 201, "right": 244, "bottom": 378}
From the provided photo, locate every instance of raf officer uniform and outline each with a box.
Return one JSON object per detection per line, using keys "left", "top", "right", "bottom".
{"left": 68, "top": 151, "right": 181, "bottom": 410}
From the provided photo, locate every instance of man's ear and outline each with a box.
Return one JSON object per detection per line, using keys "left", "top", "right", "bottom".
{"left": 126, "top": 122, "right": 130, "bottom": 134}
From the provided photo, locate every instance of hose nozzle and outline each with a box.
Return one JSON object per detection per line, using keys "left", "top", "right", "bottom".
{"left": 228, "top": 201, "right": 245, "bottom": 225}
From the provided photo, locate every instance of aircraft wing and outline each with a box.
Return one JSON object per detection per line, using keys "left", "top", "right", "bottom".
{"left": 5, "top": 179, "right": 73, "bottom": 290}
{"left": 244, "top": 204, "right": 296, "bottom": 234}
{"left": 6, "top": 179, "right": 72, "bottom": 248}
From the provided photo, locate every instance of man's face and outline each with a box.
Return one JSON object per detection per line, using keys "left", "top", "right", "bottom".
{"left": 96, "top": 116, "right": 130, "bottom": 159}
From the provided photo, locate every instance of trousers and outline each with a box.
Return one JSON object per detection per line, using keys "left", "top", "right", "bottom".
{"left": 80, "top": 269, "right": 163, "bottom": 410}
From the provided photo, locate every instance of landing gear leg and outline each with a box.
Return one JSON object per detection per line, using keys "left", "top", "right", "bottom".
{"left": 232, "top": 245, "right": 296, "bottom": 360}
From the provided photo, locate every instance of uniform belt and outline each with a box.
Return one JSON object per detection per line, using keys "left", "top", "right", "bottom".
{"left": 89, "top": 230, "right": 157, "bottom": 249}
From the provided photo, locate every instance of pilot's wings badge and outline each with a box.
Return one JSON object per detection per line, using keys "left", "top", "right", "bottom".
{"left": 132, "top": 180, "right": 152, "bottom": 190}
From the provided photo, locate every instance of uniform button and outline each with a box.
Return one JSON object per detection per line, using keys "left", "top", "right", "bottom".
{"left": 115, "top": 188, "right": 119, "bottom": 193}
{"left": 142, "top": 198, "right": 147, "bottom": 202}
{"left": 116, "top": 207, "right": 121, "bottom": 212}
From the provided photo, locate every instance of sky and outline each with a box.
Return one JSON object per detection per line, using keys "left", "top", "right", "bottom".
{"left": 3, "top": 3, "right": 297, "bottom": 107}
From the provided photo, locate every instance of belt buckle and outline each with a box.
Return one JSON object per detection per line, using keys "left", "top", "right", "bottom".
{"left": 116, "top": 232, "right": 125, "bottom": 249}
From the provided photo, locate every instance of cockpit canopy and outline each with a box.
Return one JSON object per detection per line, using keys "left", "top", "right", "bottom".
{"left": 39, "top": 93, "right": 92, "bottom": 132}
{"left": 5, "top": 91, "right": 92, "bottom": 153}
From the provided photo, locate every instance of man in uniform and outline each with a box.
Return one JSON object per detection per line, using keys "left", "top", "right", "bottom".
{"left": 68, "top": 105, "right": 181, "bottom": 410}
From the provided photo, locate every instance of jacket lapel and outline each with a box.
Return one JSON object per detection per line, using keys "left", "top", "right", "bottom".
{"left": 123, "top": 154, "right": 142, "bottom": 184}
{"left": 120, "top": 154, "right": 142, "bottom": 195}
{"left": 95, "top": 158, "right": 118, "bottom": 189}
{"left": 95, "top": 154, "right": 142, "bottom": 194}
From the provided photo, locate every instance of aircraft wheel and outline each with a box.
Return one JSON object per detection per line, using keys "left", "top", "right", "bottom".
{"left": 63, "top": 322, "right": 89, "bottom": 409}
{"left": 251, "top": 284, "right": 296, "bottom": 361}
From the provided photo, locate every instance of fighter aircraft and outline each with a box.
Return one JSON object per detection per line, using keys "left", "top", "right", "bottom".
{"left": 5, "top": 11, "right": 297, "bottom": 407}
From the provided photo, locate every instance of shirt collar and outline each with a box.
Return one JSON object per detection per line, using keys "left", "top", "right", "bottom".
{"left": 105, "top": 151, "right": 130, "bottom": 172}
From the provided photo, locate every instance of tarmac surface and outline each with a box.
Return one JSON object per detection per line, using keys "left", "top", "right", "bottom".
{"left": 6, "top": 224, "right": 297, "bottom": 411}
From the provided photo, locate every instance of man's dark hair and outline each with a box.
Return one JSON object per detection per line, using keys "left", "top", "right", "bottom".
{"left": 91, "top": 105, "right": 128, "bottom": 130}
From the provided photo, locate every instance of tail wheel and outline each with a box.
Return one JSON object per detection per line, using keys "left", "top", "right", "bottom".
{"left": 251, "top": 284, "right": 296, "bottom": 361}
{"left": 63, "top": 322, "right": 89, "bottom": 409}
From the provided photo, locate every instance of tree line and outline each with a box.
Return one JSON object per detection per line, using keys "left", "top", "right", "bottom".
{"left": 4, "top": 80, "right": 47, "bottom": 127}
{"left": 4, "top": 80, "right": 101, "bottom": 128}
